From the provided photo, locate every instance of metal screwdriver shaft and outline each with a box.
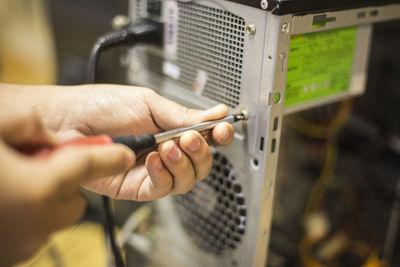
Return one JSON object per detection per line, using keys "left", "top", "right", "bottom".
{"left": 154, "top": 113, "right": 246, "bottom": 143}
{"left": 111, "top": 112, "right": 247, "bottom": 154}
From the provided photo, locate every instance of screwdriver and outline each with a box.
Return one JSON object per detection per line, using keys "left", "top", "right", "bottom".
{"left": 31, "top": 112, "right": 248, "bottom": 156}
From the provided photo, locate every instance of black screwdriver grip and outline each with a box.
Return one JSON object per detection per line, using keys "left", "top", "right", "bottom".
{"left": 112, "top": 134, "right": 156, "bottom": 154}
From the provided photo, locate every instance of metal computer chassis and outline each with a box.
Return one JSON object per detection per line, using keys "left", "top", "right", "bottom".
{"left": 124, "top": 1, "right": 400, "bottom": 266}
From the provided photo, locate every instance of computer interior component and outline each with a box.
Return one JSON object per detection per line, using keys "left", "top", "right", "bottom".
{"left": 124, "top": 1, "right": 400, "bottom": 266}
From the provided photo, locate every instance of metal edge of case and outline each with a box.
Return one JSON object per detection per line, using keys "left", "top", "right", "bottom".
{"left": 220, "top": 0, "right": 399, "bottom": 16}
{"left": 251, "top": 13, "right": 291, "bottom": 267}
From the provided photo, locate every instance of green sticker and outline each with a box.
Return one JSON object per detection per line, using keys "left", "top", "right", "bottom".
{"left": 284, "top": 27, "right": 357, "bottom": 107}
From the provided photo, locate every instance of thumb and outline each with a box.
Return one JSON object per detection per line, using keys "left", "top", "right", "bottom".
{"left": 146, "top": 91, "right": 228, "bottom": 129}
{"left": 45, "top": 144, "right": 135, "bottom": 186}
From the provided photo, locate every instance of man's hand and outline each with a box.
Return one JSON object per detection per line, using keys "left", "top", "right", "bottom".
{"left": 37, "top": 84, "right": 235, "bottom": 201}
{"left": 0, "top": 107, "right": 134, "bottom": 266}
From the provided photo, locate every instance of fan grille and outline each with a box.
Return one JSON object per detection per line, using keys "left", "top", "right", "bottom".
{"left": 174, "top": 151, "right": 246, "bottom": 255}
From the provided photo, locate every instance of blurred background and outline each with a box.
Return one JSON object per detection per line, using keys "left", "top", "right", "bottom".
{"left": 1, "top": 0, "right": 399, "bottom": 266}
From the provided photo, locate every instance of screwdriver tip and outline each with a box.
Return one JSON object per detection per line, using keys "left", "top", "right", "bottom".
{"left": 234, "top": 109, "right": 249, "bottom": 121}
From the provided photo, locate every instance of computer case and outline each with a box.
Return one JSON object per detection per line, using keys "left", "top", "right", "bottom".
{"left": 124, "top": 1, "right": 400, "bottom": 266}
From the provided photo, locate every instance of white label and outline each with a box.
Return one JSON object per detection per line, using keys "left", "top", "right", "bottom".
{"left": 164, "top": 0, "right": 178, "bottom": 55}
{"left": 192, "top": 70, "right": 208, "bottom": 96}
{"left": 163, "top": 61, "right": 181, "bottom": 80}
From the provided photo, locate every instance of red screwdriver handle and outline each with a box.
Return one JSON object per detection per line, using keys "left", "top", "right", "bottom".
{"left": 58, "top": 134, "right": 113, "bottom": 148}
{"left": 31, "top": 135, "right": 113, "bottom": 158}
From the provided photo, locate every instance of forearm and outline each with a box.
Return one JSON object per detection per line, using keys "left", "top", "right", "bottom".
{"left": 0, "top": 83, "right": 72, "bottom": 132}
{"left": 0, "top": 83, "right": 53, "bottom": 106}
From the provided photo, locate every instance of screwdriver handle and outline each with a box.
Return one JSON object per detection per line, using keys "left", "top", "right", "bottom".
{"left": 29, "top": 134, "right": 156, "bottom": 157}
{"left": 60, "top": 135, "right": 113, "bottom": 147}
{"left": 112, "top": 134, "right": 156, "bottom": 154}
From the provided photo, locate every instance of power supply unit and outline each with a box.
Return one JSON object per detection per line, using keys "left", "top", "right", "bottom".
{"left": 123, "top": 1, "right": 400, "bottom": 266}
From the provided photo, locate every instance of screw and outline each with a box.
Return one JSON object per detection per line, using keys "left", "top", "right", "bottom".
{"left": 246, "top": 23, "right": 256, "bottom": 36}
{"left": 260, "top": 0, "right": 268, "bottom": 10}
{"left": 111, "top": 15, "right": 130, "bottom": 30}
{"left": 281, "top": 23, "right": 290, "bottom": 33}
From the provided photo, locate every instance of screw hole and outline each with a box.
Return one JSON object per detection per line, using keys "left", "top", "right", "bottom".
{"left": 370, "top": 10, "right": 378, "bottom": 17}
{"left": 250, "top": 157, "right": 259, "bottom": 169}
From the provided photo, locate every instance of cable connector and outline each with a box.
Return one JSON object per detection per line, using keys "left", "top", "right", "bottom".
{"left": 87, "top": 20, "right": 163, "bottom": 83}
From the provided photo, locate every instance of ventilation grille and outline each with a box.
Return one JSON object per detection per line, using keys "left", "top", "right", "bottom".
{"left": 134, "top": 1, "right": 246, "bottom": 108}
{"left": 174, "top": 151, "right": 246, "bottom": 255}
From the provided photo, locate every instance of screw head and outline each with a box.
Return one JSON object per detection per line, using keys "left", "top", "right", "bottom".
{"left": 246, "top": 23, "right": 256, "bottom": 36}
{"left": 260, "top": 0, "right": 268, "bottom": 10}
{"left": 281, "top": 23, "right": 290, "bottom": 33}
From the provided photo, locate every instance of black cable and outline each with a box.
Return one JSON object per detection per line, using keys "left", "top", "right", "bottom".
{"left": 102, "top": 196, "right": 125, "bottom": 267}
{"left": 87, "top": 20, "right": 162, "bottom": 83}
{"left": 86, "top": 20, "right": 162, "bottom": 267}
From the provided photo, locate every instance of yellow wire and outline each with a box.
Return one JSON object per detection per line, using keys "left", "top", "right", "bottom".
{"left": 304, "top": 138, "right": 338, "bottom": 216}
{"left": 296, "top": 100, "right": 354, "bottom": 267}
{"left": 299, "top": 237, "right": 328, "bottom": 267}
{"left": 287, "top": 99, "right": 353, "bottom": 139}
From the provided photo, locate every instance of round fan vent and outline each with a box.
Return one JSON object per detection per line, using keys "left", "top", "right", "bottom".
{"left": 174, "top": 151, "right": 246, "bottom": 255}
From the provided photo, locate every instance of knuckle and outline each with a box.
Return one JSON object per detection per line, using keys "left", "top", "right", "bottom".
{"left": 181, "top": 107, "right": 194, "bottom": 126}
{"left": 141, "top": 87, "right": 157, "bottom": 99}
{"left": 197, "top": 146, "right": 212, "bottom": 166}
{"left": 164, "top": 176, "right": 174, "bottom": 192}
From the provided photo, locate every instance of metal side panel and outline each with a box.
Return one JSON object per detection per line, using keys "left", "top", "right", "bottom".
{"left": 125, "top": 1, "right": 290, "bottom": 267}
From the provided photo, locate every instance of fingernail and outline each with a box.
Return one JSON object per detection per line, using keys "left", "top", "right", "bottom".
{"left": 125, "top": 151, "right": 135, "bottom": 167}
{"left": 188, "top": 136, "right": 201, "bottom": 152}
{"left": 167, "top": 143, "right": 181, "bottom": 162}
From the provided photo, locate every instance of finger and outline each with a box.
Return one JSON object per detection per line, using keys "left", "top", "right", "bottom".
{"left": 179, "top": 130, "right": 212, "bottom": 180}
{"left": 158, "top": 140, "right": 196, "bottom": 194}
{"left": 144, "top": 90, "right": 228, "bottom": 129}
{"left": 200, "top": 104, "right": 228, "bottom": 122}
{"left": 0, "top": 106, "right": 54, "bottom": 146}
{"left": 135, "top": 152, "right": 173, "bottom": 201}
{"left": 210, "top": 122, "right": 235, "bottom": 146}
{"left": 46, "top": 144, "right": 135, "bottom": 187}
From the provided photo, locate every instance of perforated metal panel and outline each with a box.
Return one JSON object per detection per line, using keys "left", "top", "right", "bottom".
{"left": 134, "top": 1, "right": 246, "bottom": 108}
{"left": 174, "top": 151, "right": 246, "bottom": 255}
